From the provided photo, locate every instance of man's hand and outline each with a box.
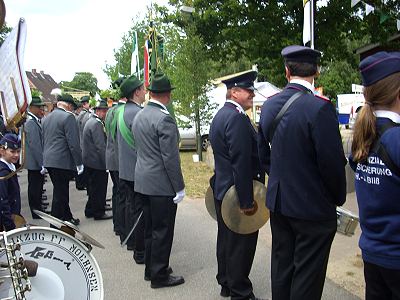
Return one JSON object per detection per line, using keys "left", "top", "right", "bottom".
{"left": 240, "top": 201, "right": 257, "bottom": 216}
{"left": 173, "top": 189, "right": 185, "bottom": 204}
{"left": 76, "top": 165, "right": 84, "bottom": 175}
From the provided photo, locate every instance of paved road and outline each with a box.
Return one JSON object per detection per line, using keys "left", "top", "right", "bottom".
{"left": 17, "top": 169, "right": 361, "bottom": 300}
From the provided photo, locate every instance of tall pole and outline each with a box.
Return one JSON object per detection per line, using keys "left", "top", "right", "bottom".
{"left": 310, "top": 0, "right": 314, "bottom": 49}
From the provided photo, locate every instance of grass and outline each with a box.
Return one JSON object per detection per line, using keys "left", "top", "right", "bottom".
{"left": 180, "top": 151, "right": 213, "bottom": 198}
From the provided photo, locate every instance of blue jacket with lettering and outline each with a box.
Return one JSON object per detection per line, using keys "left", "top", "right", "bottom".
{"left": 258, "top": 83, "right": 347, "bottom": 221}
{"left": 0, "top": 161, "right": 21, "bottom": 231}
{"left": 350, "top": 117, "right": 400, "bottom": 270}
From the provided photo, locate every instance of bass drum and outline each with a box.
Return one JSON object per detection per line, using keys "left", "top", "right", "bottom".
{"left": 0, "top": 226, "right": 103, "bottom": 300}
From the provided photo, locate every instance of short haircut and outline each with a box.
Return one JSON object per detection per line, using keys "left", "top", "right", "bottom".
{"left": 285, "top": 61, "right": 318, "bottom": 77}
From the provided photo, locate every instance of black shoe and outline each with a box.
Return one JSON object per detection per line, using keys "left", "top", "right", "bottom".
{"left": 94, "top": 213, "right": 113, "bottom": 220}
{"left": 151, "top": 275, "right": 184, "bottom": 289}
{"left": 69, "top": 218, "right": 80, "bottom": 226}
{"left": 145, "top": 267, "right": 173, "bottom": 281}
{"left": 134, "top": 251, "right": 145, "bottom": 265}
{"left": 85, "top": 213, "right": 94, "bottom": 218}
{"left": 220, "top": 286, "right": 230, "bottom": 298}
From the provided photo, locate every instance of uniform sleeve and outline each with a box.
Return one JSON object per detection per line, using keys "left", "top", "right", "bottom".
{"left": 257, "top": 110, "right": 271, "bottom": 175}
{"left": 25, "top": 122, "right": 43, "bottom": 167}
{"left": 226, "top": 114, "right": 254, "bottom": 209}
{"left": 64, "top": 114, "right": 83, "bottom": 166}
{"left": 92, "top": 121, "right": 107, "bottom": 166}
{"left": 157, "top": 115, "right": 185, "bottom": 193}
{"left": 0, "top": 172, "right": 16, "bottom": 231}
{"left": 312, "top": 103, "right": 347, "bottom": 206}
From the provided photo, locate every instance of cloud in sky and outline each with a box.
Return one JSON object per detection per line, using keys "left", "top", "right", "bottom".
{"left": 4, "top": 0, "right": 168, "bottom": 90}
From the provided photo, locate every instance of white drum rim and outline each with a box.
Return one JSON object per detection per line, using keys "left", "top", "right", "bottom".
{"left": 3, "top": 226, "right": 104, "bottom": 300}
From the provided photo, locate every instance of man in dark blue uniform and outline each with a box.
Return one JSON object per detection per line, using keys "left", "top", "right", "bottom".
{"left": 209, "top": 70, "right": 265, "bottom": 300}
{"left": 258, "top": 45, "right": 347, "bottom": 300}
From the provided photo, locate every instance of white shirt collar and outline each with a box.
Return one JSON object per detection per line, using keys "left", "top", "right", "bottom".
{"left": 226, "top": 99, "right": 245, "bottom": 114}
{"left": 149, "top": 99, "right": 167, "bottom": 111}
{"left": 28, "top": 112, "right": 40, "bottom": 123}
{"left": 290, "top": 79, "right": 315, "bottom": 93}
{"left": 374, "top": 110, "right": 400, "bottom": 124}
{"left": 0, "top": 158, "right": 15, "bottom": 172}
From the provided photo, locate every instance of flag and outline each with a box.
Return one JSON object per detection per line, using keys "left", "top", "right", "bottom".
{"left": 351, "top": 0, "right": 361, "bottom": 8}
{"left": 143, "top": 40, "right": 150, "bottom": 88}
{"left": 303, "top": 0, "right": 311, "bottom": 45}
{"left": 365, "top": 4, "right": 375, "bottom": 16}
{"left": 130, "top": 31, "right": 140, "bottom": 78}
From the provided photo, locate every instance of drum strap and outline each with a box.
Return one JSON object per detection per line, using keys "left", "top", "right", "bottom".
{"left": 268, "top": 91, "right": 305, "bottom": 142}
{"left": 371, "top": 120, "right": 400, "bottom": 178}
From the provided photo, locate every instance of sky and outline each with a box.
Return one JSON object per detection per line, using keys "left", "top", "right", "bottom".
{"left": 4, "top": 0, "right": 169, "bottom": 90}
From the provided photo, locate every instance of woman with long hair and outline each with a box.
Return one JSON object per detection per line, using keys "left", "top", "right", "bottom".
{"left": 350, "top": 51, "right": 400, "bottom": 300}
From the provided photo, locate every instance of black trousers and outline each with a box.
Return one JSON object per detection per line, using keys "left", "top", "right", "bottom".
{"left": 27, "top": 170, "right": 44, "bottom": 218}
{"left": 47, "top": 168, "right": 75, "bottom": 221}
{"left": 75, "top": 168, "right": 87, "bottom": 190}
{"left": 143, "top": 194, "right": 177, "bottom": 281}
{"left": 109, "top": 171, "right": 120, "bottom": 233}
{"left": 119, "top": 179, "right": 144, "bottom": 253}
{"left": 214, "top": 198, "right": 258, "bottom": 300}
{"left": 85, "top": 167, "right": 108, "bottom": 218}
{"left": 270, "top": 211, "right": 336, "bottom": 300}
{"left": 364, "top": 261, "right": 400, "bottom": 300}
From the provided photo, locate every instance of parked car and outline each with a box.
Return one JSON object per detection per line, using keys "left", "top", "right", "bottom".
{"left": 179, "top": 124, "right": 210, "bottom": 151}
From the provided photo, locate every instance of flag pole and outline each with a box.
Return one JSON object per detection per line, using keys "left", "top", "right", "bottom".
{"left": 310, "top": 0, "right": 314, "bottom": 49}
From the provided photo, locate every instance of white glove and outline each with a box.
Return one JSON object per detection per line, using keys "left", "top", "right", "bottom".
{"left": 40, "top": 166, "right": 47, "bottom": 175}
{"left": 76, "top": 165, "right": 84, "bottom": 175}
{"left": 173, "top": 189, "right": 185, "bottom": 204}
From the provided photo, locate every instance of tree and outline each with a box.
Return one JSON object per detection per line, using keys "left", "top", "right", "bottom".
{"left": 0, "top": 23, "right": 11, "bottom": 46}
{"left": 164, "top": 22, "right": 215, "bottom": 160}
{"left": 61, "top": 72, "right": 99, "bottom": 96}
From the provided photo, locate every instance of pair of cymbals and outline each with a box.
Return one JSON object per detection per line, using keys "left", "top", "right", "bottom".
{"left": 205, "top": 180, "right": 270, "bottom": 234}
{"left": 33, "top": 210, "right": 104, "bottom": 249}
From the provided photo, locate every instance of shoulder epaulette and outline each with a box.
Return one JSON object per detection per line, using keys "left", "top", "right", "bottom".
{"left": 66, "top": 111, "right": 76, "bottom": 116}
{"left": 268, "top": 92, "right": 279, "bottom": 99}
{"left": 315, "top": 94, "right": 331, "bottom": 103}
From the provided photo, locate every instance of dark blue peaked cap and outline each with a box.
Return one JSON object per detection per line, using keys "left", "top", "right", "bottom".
{"left": 281, "top": 45, "right": 321, "bottom": 64}
{"left": 222, "top": 70, "right": 257, "bottom": 90}
{"left": 359, "top": 51, "right": 400, "bottom": 87}
{"left": 0, "top": 133, "right": 21, "bottom": 149}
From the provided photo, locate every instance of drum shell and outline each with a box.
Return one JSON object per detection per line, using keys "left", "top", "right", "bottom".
{"left": 336, "top": 207, "right": 359, "bottom": 236}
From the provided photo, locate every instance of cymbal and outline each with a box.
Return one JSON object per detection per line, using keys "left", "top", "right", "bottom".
{"left": 221, "top": 180, "right": 269, "bottom": 234}
{"left": 33, "top": 210, "right": 105, "bottom": 249}
{"left": 205, "top": 186, "right": 217, "bottom": 221}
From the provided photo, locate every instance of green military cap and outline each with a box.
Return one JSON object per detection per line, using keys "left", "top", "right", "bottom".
{"left": 80, "top": 95, "right": 90, "bottom": 103}
{"left": 147, "top": 72, "right": 175, "bottom": 93}
{"left": 120, "top": 75, "right": 143, "bottom": 98}
{"left": 30, "top": 96, "right": 46, "bottom": 106}
{"left": 94, "top": 99, "right": 109, "bottom": 109}
{"left": 59, "top": 93, "right": 77, "bottom": 109}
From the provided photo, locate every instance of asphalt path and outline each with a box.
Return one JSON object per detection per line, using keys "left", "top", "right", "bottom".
{"left": 16, "top": 169, "right": 361, "bottom": 300}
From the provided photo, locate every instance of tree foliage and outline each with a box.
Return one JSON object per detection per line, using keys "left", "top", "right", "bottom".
{"left": 61, "top": 72, "right": 99, "bottom": 96}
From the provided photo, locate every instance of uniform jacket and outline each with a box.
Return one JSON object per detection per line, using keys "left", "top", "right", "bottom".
{"left": 133, "top": 101, "right": 184, "bottom": 196}
{"left": 82, "top": 114, "right": 107, "bottom": 170}
{"left": 0, "top": 161, "right": 21, "bottom": 231}
{"left": 258, "top": 83, "right": 346, "bottom": 221}
{"left": 117, "top": 101, "right": 142, "bottom": 181}
{"left": 43, "top": 107, "right": 83, "bottom": 171}
{"left": 24, "top": 112, "right": 43, "bottom": 170}
{"left": 209, "top": 101, "right": 264, "bottom": 209}
{"left": 105, "top": 104, "right": 121, "bottom": 171}
{"left": 77, "top": 109, "right": 91, "bottom": 148}
{"left": 350, "top": 113, "right": 400, "bottom": 269}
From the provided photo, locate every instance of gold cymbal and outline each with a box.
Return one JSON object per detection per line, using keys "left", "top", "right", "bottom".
{"left": 221, "top": 180, "right": 269, "bottom": 234}
{"left": 205, "top": 185, "right": 217, "bottom": 221}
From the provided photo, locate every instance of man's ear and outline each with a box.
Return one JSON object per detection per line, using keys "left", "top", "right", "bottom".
{"left": 285, "top": 66, "right": 290, "bottom": 81}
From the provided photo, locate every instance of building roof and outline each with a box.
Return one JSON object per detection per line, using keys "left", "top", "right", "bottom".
{"left": 355, "top": 33, "right": 400, "bottom": 60}
{"left": 26, "top": 69, "right": 60, "bottom": 103}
